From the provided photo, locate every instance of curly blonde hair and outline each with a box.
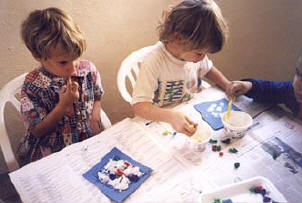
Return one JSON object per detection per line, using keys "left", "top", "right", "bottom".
{"left": 158, "top": 0, "right": 228, "bottom": 53}
{"left": 21, "top": 7, "right": 86, "bottom": 59}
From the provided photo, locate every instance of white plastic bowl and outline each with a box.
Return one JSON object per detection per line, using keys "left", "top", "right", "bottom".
{"left": 221, "top": 111, "right": 253, "bottom": 138}
{"left": 189, "top": 122, "right": 212, "bottom": 152}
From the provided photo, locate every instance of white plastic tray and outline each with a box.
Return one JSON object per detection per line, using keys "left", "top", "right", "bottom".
{"left": 200, "top": 176, "right": 287, "bottom": 203}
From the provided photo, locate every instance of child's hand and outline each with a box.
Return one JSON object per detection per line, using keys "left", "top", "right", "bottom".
{"left": 90, "top": 107, "right": 103, "bottom": 135}
{"left": 59, "top": 77, "right": 79, "bottom": 115}
{"left": 169, "top": 112, "right": 197, "bottom": 136}
{"left": 67, "top": 77, "right": 79, "bottom": 101}
{"left": 226, "top": 81, "right": 252, "bottom": 98}
{"left": 293, "top": 75, "right": 302, "bottom": 102}
{"left": 90, "top": 119, "right": 103, "bottom": 135}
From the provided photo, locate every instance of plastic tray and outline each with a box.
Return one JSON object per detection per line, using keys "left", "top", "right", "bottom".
{"left": 200, "top": 176, "right": 287, "bottom": 203}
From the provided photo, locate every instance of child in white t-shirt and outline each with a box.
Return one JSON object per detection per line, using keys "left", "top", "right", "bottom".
{"left": 132, "top": 0, "right": 231, "bottom": 136}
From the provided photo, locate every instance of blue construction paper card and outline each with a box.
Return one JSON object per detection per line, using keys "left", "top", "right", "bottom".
{"left": 83, "top": 147, "right": 152, "bottom": 203}
{"left": 194, "top": 98, "right": 241, "bottom": 130}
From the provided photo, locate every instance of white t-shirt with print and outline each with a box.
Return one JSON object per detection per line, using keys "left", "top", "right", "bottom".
{"left": 132, "top": 41, "right": 213, "bottom": 107}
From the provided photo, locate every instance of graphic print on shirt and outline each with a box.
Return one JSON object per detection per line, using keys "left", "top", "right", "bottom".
{"left": 163, "top": 80, "right": 184, "bottom": 105}
{"left": 153, "top": 79, "right": 198, "bottom": 106}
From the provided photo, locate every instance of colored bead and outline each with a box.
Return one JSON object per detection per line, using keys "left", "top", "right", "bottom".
{"left": 173, "top": 132, "right": 177, "bottom": 136}
{"left": 116, "top": 169, "right": 124, "bottom": 176}
{"left": 222, "top": 138, "right": 231, "bottom": 144}
{"left": 263, "top": 196, "right": 271, "bottom": 202}
{"left": 222, "top": 199, "right": 233, "bottom": 203}
{"left": 128, "top": 175, "right": 139, "bottom": 182}
{"left": 273, "top": 152, "right": 278, "bottom": 160}
{"left": 261, "top": 189, "right": 267, "bottom": 196}
{"left": 209, "top": 139, "right": 218, "bottom": 144}
{"left": 109, "top": 173, "right": 116, "bottom": 180}
{"left": 212, "top": 198, "right": 221, "bottom": 203}
{"left": 212, "top": 145, "right": 218, "bottom": 152}
{"left": 163, "top": 130, "right": 169, "bottom": 136}
{"left": 217, "top": 145, "right": 222, "bottom": 151}
{"left": 249, "top": 187, "right": 255, "bottom": 193}
{"left": 234, "top": 162, "right": 240, "bottom": 169}
{"left": 254, "top": 186, "right": 263, "bottom": 193}
{"left": 219, "top": 152, "right": 224, "bottom": 157}
{"left": 228, "top": 148, "right": 238, "bottom": 153}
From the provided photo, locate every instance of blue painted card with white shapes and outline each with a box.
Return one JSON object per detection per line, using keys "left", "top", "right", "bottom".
{"left": 83, "top": 147, "right": 152, "bottom": 203}
{"left": 194, "top": 98, "right": 241, "bottom": 130}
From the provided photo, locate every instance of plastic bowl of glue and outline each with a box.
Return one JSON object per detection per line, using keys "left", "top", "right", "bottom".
{"left": 221, "top": 111, "right": 253, "bottom": 138}
{"left": 189, "top": 122, "right": 212, "bottom": 152}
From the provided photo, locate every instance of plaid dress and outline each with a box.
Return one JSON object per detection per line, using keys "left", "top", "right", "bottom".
{"left": 18, "top": 60, "right": 103, "bottom": 165}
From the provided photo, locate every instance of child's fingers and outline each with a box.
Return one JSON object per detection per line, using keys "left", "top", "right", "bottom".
{"left": 184, "top": 118, "right": 197, "bottom": 135}
{"left": 185, "top": 116, "right": 197, "bottom": 127}
{"left": 71, "top": 81, "right": 79, "bottom": 92}
{"left": 184, "top": 125, "right": 195, "bottom": 136}
{"left": 60, "top": 85, "right": 67, "bottom": 94}
{"left": 230, "top": 83, "right": 246, "bottom": 97}
{"left": 66, "top": 77, "right": 72, "bottom": 90}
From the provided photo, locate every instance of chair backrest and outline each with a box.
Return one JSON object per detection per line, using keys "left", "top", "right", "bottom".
{"left": 0, "top": 73, "right": 111, "bottom": 172}
{"left": 117, "top": 46, "right": 153, "bottom": 103}
{"left": 0, "top": 73, "right": 26, "bottom": 172}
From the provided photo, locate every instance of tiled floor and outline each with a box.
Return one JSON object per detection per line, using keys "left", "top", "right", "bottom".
{"left": 0, "top": 173, "right": 21, "bottom": 203}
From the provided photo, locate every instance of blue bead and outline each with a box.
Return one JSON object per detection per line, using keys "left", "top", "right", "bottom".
{"left": 128, "top": 175, "right": 139, "bottom": 182}
{"left": 109, "top": 173, "right": 116, "bottom": 180}
{"left": 222, "top": 199, "right": 233, "bottom": 203}
{"left": 261, "top": 189, "right": 267, "bottom": 196}
{"left": 263, "top": 196, "right": 271, "bottom": 202}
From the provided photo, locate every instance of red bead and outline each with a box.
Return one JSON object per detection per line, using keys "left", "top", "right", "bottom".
{"left": 116, "top": 169, "right": 124, "bottom": 176}
{"left": 219, "top": 152, "right": 224, "bottom": 157}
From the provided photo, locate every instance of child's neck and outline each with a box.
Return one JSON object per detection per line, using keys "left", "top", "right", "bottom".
{"left": 165, "top": 42, "right": 183, "bottom": 61}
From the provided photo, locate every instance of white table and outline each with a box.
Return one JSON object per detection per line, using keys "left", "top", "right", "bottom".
{"left": 9, "top": 86, "right": 302, "bottom": 203}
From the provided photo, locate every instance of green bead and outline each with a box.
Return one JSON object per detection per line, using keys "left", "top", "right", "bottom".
{"left": 234, "top": 162, "right": 240, "bottom": 169}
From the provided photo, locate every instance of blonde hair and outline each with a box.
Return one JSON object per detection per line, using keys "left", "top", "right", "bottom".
{"left": 158, "top": 0, "right": 228, "bottom": 53}
{"left": 21, "top": 7, "right": 86, "bottom": 59}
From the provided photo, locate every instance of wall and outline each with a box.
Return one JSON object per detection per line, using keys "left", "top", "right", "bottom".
{"left": 0, "top": 0, "right": 174, "bottom": 172}
{"left": 0, "top": 0, "right": 302, "bottom": 171}
{"left": 214, "top": 0, "right": 302, "bottom": 81}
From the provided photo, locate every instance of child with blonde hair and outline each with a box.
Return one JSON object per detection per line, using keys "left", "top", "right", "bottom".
{"left": 18, "top": 7, "right": 104, "bottom": 164}
{"left": 132, "top": 0, "right": 231, "bottom": 135}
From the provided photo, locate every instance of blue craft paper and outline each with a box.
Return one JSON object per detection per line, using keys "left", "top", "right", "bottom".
{"left": 194, "top": 98, "right": 241, "bottom": 130}
{"left": 83, "top": 147, "right": 152, "bottom": 203}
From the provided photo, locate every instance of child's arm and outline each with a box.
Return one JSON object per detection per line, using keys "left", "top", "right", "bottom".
{"left": 133, "top": 102, "right": 197, "bottom": 136}
{"left": 90, "top": 100, "right": 103, "bottom": 135}
{"left": 204, "top": 66, "right": 231, "bottom": 91}
{"left": 29, "top": 78, "right": 78, "bottom": 137}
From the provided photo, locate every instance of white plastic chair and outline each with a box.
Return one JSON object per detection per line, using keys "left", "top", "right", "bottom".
{"left": 117, "top": 46, "right": 212, "bottom": 103}
{"left": 0, "top": 73, "right": 111, "bottom": 172}
{"left": 117, "top": 46, "right": 153, "bottom": 103}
